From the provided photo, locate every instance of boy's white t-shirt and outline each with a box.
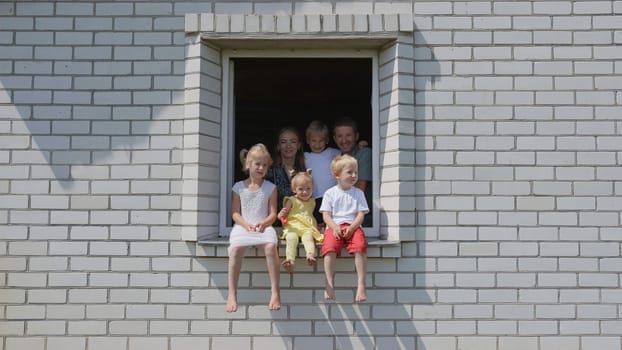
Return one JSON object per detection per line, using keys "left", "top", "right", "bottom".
{"left": 319, "top": 185, "right": 369, "bottom": 224}
{"left": 304, "top": 147, "right": 341, "bottom": 198}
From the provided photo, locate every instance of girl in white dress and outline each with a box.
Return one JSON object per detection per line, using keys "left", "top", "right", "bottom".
{"left": 227, "top": 143, "right": 280, "bottom": 313}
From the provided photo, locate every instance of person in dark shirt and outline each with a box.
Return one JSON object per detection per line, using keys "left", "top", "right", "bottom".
{"left": 266, "top": 126, "right": 306, "bottom": 221}
{"left": 332, "top": 117, "right": 372, "bottom": 227}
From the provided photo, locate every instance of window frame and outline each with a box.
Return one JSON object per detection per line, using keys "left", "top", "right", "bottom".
{"left": 218, "top": 49, "right": 381, "bottom": 238}
{"left": 182, "top": 12, "right": 416, "bottom": 244}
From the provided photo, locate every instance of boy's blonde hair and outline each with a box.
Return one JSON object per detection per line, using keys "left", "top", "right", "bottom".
{"left": 239, "top": 143, "right": 272, "bottom": 172}
{"left": 289, "top": 169, "right": 313, "bottom": 192}
{"left": 330, "top": 154, "right": 358, "bottom": 175}
{"left": 305, "top": 120, "right": 330, "bottom": 142}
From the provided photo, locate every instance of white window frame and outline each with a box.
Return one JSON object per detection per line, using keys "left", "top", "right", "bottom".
{"left": 218, "top": 49, "right": 381, "bottom": 238}
{"left": 182, "top": 13, "right": 415, "bottom": 244}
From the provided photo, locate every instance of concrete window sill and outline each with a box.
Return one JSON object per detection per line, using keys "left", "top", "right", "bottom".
{"left": 197, "top": 237, "right": 402, "bottom": 258}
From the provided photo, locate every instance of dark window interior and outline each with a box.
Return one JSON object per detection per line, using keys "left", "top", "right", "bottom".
{"left": 233, "top": 58, "right": 372, "bottom": 180}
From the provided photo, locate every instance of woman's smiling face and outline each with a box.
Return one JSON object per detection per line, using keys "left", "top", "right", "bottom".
{"left": 278, "top": 130, "right": 301, "bottom": 159}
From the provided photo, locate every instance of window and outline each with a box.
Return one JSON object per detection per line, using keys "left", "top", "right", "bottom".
{"left": 220, "top": 50, "right": 380, "bottom": 238}
{"left": 181, "top": 13, "right": 415, "bottom": 244}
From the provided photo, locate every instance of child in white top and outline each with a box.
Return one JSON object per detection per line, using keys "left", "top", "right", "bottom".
{"left": 227, "top": 143, "right": 280, "bottom": 313}
{"left": 319, "top": 154, "right": 369, "bottom": 302}
{"left": 304, "top": 120, "right": 341, "bottom": 227}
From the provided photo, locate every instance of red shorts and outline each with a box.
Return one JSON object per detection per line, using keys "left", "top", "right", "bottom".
{"left": 321, "top": 223, "right": 367, "bottom": 257}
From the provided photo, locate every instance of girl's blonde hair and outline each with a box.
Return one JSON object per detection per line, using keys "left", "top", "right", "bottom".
{"left": 305, "top": 120, "right": 330, "bottom": 142}
{"left": 330, "top": 154, "right": 358, "bottom": 175}
{"left": 289, "top": 169, "right": 313, "bottom": 192}
{"left": 239, "top": 143, "right": 272, "bottom": 173}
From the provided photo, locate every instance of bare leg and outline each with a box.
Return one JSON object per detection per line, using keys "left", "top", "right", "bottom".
{"left": 263, "top": 243, "right": 281, "bottom": 310}
{"left": 354, "top": 252, "right": 367, "bottom": 302}
{"left": 323, "top": 252, "right": 337, "bottom": 300}
{"left": 227, "top": 245, "right": 247, "bottom": 312}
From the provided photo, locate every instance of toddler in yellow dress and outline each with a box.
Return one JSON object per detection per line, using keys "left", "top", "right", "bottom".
{"left": 277, "top": 170, "right": 324, "bottom": 274}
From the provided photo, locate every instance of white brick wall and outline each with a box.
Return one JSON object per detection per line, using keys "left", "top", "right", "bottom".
{"left": 1, "top": 0, "right": 621, "bottom": 349}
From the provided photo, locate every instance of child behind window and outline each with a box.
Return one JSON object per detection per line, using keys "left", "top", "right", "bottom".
{"left": 304, "top": 120, "right": 341, "bottom": 228}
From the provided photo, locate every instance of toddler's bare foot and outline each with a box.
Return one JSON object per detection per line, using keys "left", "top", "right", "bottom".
{"left": 324, "top": 285, "right": 335, "bottom": 300}
{"left": 226, "top": 295, "right": 238, "bottom": 313}
{"left": 269, "top": 293, "right": 281, "bottom": 310}
{"left": 306, "top": 254, "right": 316, "bottom": 266}
{"left": 355, "top": 285, "right": 367, "bottom": 303}
{"left": 282, "top": 259, "right": 295, "bottom": 274}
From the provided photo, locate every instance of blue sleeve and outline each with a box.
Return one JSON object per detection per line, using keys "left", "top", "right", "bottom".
{"left": 354, "top": 147, "right": 372, "bottom": 181}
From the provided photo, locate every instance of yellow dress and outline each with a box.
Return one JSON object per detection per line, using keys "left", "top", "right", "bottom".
{"left": 280, "top": 196, "right": 323, "bottom": 242}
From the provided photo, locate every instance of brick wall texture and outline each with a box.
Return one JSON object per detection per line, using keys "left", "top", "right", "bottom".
{"left": 1, "top": 1, "right": 621, "bottom": 350}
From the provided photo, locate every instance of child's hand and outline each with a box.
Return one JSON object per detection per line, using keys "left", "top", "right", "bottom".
{"left": 331, "top": 225, "right": 342, "bottom": 239}
{"left": 341, "top": 225, "right": 354, "bottom": 239}
{"left": 247, "top": 223, "right": 262, "bottom": 232}
{"left": 278, "top": 208, "right": 289, "bottom": 225}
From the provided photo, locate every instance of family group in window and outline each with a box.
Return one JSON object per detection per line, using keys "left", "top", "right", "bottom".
{"left": 226, "top": 117, "right": 373, "bottom": 313}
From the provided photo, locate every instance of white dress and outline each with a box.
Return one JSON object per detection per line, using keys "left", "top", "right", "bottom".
{"left": 228, "top": 180, "right": 278, "bottom": 253}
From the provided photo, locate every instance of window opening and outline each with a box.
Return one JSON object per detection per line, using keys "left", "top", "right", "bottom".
{"left": 183, "top": 13, "right": 416, "bottom": 243}
{"left": 221, "top": 54, "right": 379, "bottom": 237}
{"left": 232, "top": 58, "right": 372, "bottom": 181}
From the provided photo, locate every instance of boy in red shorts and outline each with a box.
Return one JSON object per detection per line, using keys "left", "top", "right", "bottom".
{"left": 319, "top": 154, "right": 369, "bottom": 302}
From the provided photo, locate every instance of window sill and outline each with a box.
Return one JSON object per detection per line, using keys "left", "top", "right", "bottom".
{"left": 196, "top": 237, "right": 402, "bottom": 258}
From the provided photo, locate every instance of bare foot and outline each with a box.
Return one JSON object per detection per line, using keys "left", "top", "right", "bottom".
{"left": 269, "top": 293, "right": 281, "bottom": 310}
{"left": 226, "top": 295, "right": 238, "bottom": 313}
{"left": 324, "top": 285, "right": 335, "bottom": 300}
{"left": 282, "top": 259, "right": 295, "bottom": 274}
{"left": 306, "top": 254, "right": 316, "bottom": 266}
{"left": 355, "top": 285, "right": 367, "bottom": 303}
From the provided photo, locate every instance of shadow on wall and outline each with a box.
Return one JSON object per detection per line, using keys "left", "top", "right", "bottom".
{"left": 189, "top": 20, "right": 441, "bottom": 350}
{"left": 196, "top": 251, "right": 418, "bottom": 350}
{"left": 410, "top": 20, "right": 442, "bottom": 350}
{"left": 1, "top": 61, "right": 184, "bottom": 191}
{"left": 0, "top": 13, "right": 441, "bottom": 350}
